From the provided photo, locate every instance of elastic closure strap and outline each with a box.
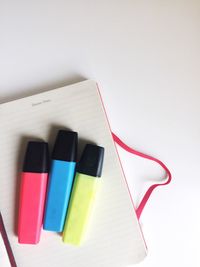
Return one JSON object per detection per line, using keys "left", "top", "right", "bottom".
{"left": 112, "top": 133, "right": 172, "bottom": 220}
{"left": 0, "top": 212, "right": 17, "bottom": 267}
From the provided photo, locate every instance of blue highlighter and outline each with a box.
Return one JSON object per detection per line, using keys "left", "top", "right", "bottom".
{"left": 43, "top": 130, "right": 77, "bottom": 232}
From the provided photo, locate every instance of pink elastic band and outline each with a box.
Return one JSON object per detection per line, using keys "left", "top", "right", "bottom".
{"left": 0, "top": 212, "right": 17, "bottom": 267}
{"left": 112, "top": 133, "right": 172, "bottom": 220}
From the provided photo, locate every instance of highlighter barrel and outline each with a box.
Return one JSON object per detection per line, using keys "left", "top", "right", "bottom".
{"left": 43, "top": 130, "right": 77, "bottom": 232}
{"left": 18, "top": 141, "right": 49, "bottom": 244}
{"left": 63, "top": 144, "right": 104, "bottom": 245}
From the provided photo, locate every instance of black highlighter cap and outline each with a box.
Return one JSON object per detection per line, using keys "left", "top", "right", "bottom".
{"left": 52, "top": 130, "right": 78, "bottom": 162}
{"left": 23, "top": 141, "right": 50, "bottom": 173}
{"left": 77, "top": 144, "right": 104, "bottom": 177}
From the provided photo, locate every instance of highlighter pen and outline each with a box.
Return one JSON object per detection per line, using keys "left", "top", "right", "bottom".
{"left": 43, "top": 130, "right": 77, "bottom": 232}
{"left": 63, "top": 144, "right": 104, "bottom": 245}
{"left": 18, "top": 141, "right": 49, "bottom": 244}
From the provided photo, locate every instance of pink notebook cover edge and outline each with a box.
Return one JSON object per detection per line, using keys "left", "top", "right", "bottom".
{"left": 96, "top": 83, "right": 148, "bottom": 251}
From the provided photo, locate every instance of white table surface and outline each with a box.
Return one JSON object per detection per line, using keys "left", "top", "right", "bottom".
{"left": 1, "top": 1, "right": 200, "bottom": 266}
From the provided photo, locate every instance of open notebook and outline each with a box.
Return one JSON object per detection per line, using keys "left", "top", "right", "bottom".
{"left": 0, "top": 80, "right": 147, "bottom": 266}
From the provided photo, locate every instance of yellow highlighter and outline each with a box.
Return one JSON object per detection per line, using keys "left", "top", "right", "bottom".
{"left": 62, "top": 144, "right": 104, "bottom": 245}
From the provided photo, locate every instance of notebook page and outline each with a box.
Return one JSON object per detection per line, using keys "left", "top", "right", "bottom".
{"left": 0, "top": 80, "right": 147, "bottom": 267}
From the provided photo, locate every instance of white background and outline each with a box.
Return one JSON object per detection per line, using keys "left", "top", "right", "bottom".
{"left": 1, "top": 1, "right": 200, "bottom": 266}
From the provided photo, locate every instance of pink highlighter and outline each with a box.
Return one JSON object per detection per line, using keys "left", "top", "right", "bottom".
{"left": 18, "top": 141, "right": 49, "bottom": 244}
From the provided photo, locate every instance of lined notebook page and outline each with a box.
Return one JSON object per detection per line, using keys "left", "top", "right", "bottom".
{"left": 0, "top": 80, "right": 147, "bottom": 267}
